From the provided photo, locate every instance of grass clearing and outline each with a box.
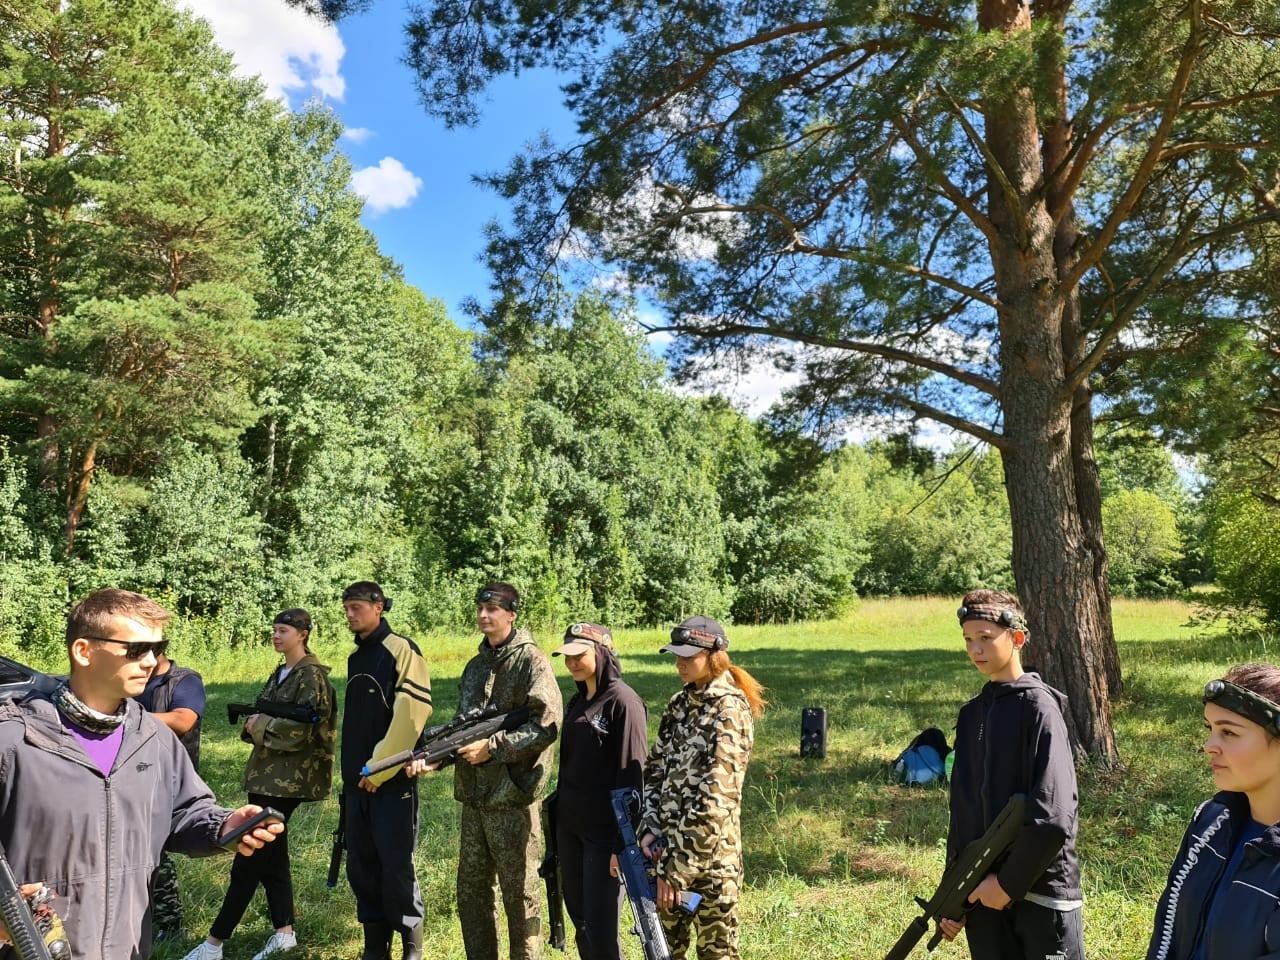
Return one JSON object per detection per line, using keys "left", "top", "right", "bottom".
{"left": 150, "top": 598, "right": 1237, "bottom": 960}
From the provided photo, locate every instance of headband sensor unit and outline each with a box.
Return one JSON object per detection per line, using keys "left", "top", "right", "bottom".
{"left": 668, "top": 626, "right": 727, "bottom": 652}
{"left": 1204, "top": 679, "right": 1280, "bottom": 736}
{"left": 957, "top": 604, "right": 1027, "bottom": 633}
{"left": 476, "top": 588, "right": 519, "bottom": 613}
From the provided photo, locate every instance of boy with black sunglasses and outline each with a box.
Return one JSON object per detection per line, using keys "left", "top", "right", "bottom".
{"left": 0, "top": 588, "right": 281, "bottom": 959}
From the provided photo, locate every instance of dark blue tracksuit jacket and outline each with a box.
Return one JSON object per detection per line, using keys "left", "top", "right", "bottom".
{"left": 1148, "top": 791, "right": 1280, "bottom": 960}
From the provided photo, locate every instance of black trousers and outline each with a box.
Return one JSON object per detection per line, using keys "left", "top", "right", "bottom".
{"left": 210, "top": 794, "right": 305, "bottom": 940}
{"left": 345, "top": 781, "right": 424, "bottom": 931}
{"left": 557, "top": 818, "right": 624, "bottom": 960}
{"left": 964, "top": 901, "right": 1085, "bottom": 960}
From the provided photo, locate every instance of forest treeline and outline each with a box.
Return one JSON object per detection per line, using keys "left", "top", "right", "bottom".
{"left": 0, "top": 0, "right": 1269, "bottom": 659}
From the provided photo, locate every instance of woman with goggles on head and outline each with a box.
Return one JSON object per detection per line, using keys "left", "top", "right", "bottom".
{"left": 183, "top": 610, "right": 337, "bottom": 960}
{"left": 633, "top": 616, "right": 766, "bottom": 960}
{"left": 1147, "top": 663, "right": 1280, "bottom": 960}
{"left": 550, "top": 622, "right": 648, "bottom": 960}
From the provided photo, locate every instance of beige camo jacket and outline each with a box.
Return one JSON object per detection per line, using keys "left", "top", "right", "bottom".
{"left": 640, "top": 671, "right": 754, "bottom": 888}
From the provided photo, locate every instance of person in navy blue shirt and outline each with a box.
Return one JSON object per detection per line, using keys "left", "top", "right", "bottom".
{"left": 135, "top": 649, "right": 208, "bottom": 941}
{"left": 1147, "top": 662, "right": 1280, "bottom": 960}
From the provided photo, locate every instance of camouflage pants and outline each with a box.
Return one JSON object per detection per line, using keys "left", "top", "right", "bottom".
{"left": 660, "top": 876, "right": 740, "bottom": 960}
{"left": 151, "top": 852, "right": 183, "bottom": 936}
{"left": 457, "top": 803, "right": 543, "bottom": 960}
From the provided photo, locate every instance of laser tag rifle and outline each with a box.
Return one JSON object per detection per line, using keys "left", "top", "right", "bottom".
{"left": 360, "top": 706, "right": 530, "bottom": 778}
{"left": 226, "top": 699, "right": 321, "bottom": 726}
{"left": 538, "top": 792, "right": 566, "bottom": 950}
{"left": 327, "top": 791, "right": 345, "bottom": 890}
{"left": 883, "top": 793, "right": 1026, "bottom": 960}
{"left": 610, "top": 788, "right": 701, "bottom": 960}
{"left": 0, "top": 844, "right": 71, "bottom": 960}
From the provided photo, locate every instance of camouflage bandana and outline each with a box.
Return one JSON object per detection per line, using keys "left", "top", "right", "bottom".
{"left": 957, "top": 603, "right": 1029, "bottom": 634}
{"left": 53, "top": 681, "right": 127, "bottom": 733}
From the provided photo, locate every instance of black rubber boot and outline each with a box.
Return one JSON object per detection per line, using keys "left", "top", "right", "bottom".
{"left": 360, "top": 922, "right": 392, "bottom": 960}
{"left": 400, "top": 923, "right": 423, "bottom": 960}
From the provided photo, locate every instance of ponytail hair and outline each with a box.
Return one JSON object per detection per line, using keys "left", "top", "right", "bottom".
{"left": 708, "top": 650, "right": 767, "bottom": 718}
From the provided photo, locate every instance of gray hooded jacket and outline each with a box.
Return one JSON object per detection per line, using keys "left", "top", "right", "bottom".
{"left": 0, "top": 693, "right": 234, "bottom": 959}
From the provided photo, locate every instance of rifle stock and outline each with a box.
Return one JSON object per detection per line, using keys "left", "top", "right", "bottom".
{"left": 538, "top": 792, "right": 566, "bottom": 950}
{"left": 362, "top": 706, "right": 530, "bottom": 777}
{"left": 882, "top": 794, "right": 1026, "bottom": 960}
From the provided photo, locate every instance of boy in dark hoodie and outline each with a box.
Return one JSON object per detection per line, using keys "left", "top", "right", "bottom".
{"left": 938, "top": 589, "right": 1085, "bottom": 960}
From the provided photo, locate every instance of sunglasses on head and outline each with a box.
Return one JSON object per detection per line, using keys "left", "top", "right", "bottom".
{"left": 1204, "top": 679, "right": 1280, "bottom": 736}
{"left": 87, "top": 637, "right": 169, "bottom": 661}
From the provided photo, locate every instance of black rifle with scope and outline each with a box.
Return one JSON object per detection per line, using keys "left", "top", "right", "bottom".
{"left": 883, "top": 793, "right": 1026, "bottom": 960}
{"left": 361, "top": 706, "right": 530, "bottom": 778}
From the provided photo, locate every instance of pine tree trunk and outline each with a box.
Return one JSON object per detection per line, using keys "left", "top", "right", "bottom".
{"left": 63, "top": 440, "right": 98, "bottom": 556}
{"left": 1039, "top": 4, "right": 1124, "bottom": 699}
{"left": 982, "top": 0, "right": 1119, "bottom": 761}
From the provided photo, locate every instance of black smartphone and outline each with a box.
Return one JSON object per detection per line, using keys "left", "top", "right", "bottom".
{"left": 218, "top": 807, "right": 285, "bottom": 851}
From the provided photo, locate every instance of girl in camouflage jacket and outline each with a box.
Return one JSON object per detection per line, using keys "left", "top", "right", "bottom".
{"left": 183, "top": 609, "right": 337, "bottom": 960}
{"left": 639, "top": 616, "right": 766, "bottom": 960}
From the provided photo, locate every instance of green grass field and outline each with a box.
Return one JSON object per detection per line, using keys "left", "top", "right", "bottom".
{"left": 150, "top": 598, "right": 1252, "bottom": 960}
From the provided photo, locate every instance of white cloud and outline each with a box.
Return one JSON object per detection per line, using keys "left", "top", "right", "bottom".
{"left": 342, "top": 127, "right": 375, "bottom": 144}
{"left": 351, "top": 157, "right": 424, "bottom": 213}
{"left": 674, "top": 352, "right": 805, "bottom": 418}
{"left": 178, "top": 0, "right": 346, "bottom": 103}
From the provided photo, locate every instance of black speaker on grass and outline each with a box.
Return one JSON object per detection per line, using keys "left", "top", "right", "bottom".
{"left": 800, "top": 706, "right": 827, "bottom": 759}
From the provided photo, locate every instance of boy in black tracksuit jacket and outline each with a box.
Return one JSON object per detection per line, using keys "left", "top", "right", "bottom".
{"left": 551, "top": 623, "right": 648, "bottom": 960}
{"left": 340, "top": 581, "right": 433, "bottom": 960}
{"left": 943, "top": 590, "right": 1085, "bottom": 960}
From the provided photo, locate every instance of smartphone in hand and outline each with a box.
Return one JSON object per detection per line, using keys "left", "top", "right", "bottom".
{"left": 218, "top": 808, "right": 285, "bottom": 852}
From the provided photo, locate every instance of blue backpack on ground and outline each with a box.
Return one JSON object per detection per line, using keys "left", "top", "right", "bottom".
{"left": 892, "top": 726, "right": 950, "bottom": 785}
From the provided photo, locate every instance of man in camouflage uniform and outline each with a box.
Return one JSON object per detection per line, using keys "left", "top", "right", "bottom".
{"left": 640, "top": 616, "right": 756, "bottom": 960}
{"left": 452, "top": 582, "right": 562, "bottom": 960}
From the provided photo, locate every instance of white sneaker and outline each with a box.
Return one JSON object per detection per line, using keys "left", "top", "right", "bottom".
{"left": 180, "top": 942, "right": 223, "bottom": 960}
{"left": 253, "top": 931, "right": 298, "bottom": 959}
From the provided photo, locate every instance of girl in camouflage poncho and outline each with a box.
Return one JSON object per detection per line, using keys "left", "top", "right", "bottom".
{"left": 183, "top": 609, "right": 337, "bottom": 960}
{"left": 638, "top": 615, "right": 766, "bottom": 960}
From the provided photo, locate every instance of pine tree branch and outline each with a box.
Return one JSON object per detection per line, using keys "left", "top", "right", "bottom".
{"left": 645, "top": 319, "right": 1001, "bottom": 397}
{"left": 1064, "top": 0, "right": 1207, "bottom": 290}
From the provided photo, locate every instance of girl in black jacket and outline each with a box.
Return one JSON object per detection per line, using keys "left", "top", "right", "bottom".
{"left": 1148, "top": 662, "right": 1280, "bottom": 960}
{"left": 551, "top": 622, "right": 648, "bottom": 960}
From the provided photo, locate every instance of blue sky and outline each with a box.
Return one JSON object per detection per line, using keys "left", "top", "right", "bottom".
{"left": 175, "top": 0, "right": 949, "bottom": 432}
{"left": 182, "top": 0, "right": 577, "bottom": 321}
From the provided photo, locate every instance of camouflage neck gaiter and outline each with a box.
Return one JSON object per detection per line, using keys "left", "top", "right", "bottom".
{"left": 53, "top": 681, "right": 127, "bottom": 733}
